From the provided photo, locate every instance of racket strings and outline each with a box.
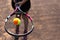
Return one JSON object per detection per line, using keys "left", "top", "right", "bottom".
{"left": 5, "top": 16, "right": 32, "bottom": 34}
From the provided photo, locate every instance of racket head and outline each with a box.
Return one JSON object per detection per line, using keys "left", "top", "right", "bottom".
{"left": 4, "top": 14, "right": 34, "bottom": 37}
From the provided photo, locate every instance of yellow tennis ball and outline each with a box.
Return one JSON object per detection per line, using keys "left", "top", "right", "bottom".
{"left": 13, "top": 18, "right": 21, "bottom": 25}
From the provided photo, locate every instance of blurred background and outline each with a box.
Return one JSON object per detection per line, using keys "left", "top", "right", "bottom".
{"left": 0, "top": 0, "right": 60, "bottom": 40}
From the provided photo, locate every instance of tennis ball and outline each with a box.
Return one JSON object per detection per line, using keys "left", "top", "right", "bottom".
{"left": 13, "top": 18, "right": 21, "bottom": 25}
